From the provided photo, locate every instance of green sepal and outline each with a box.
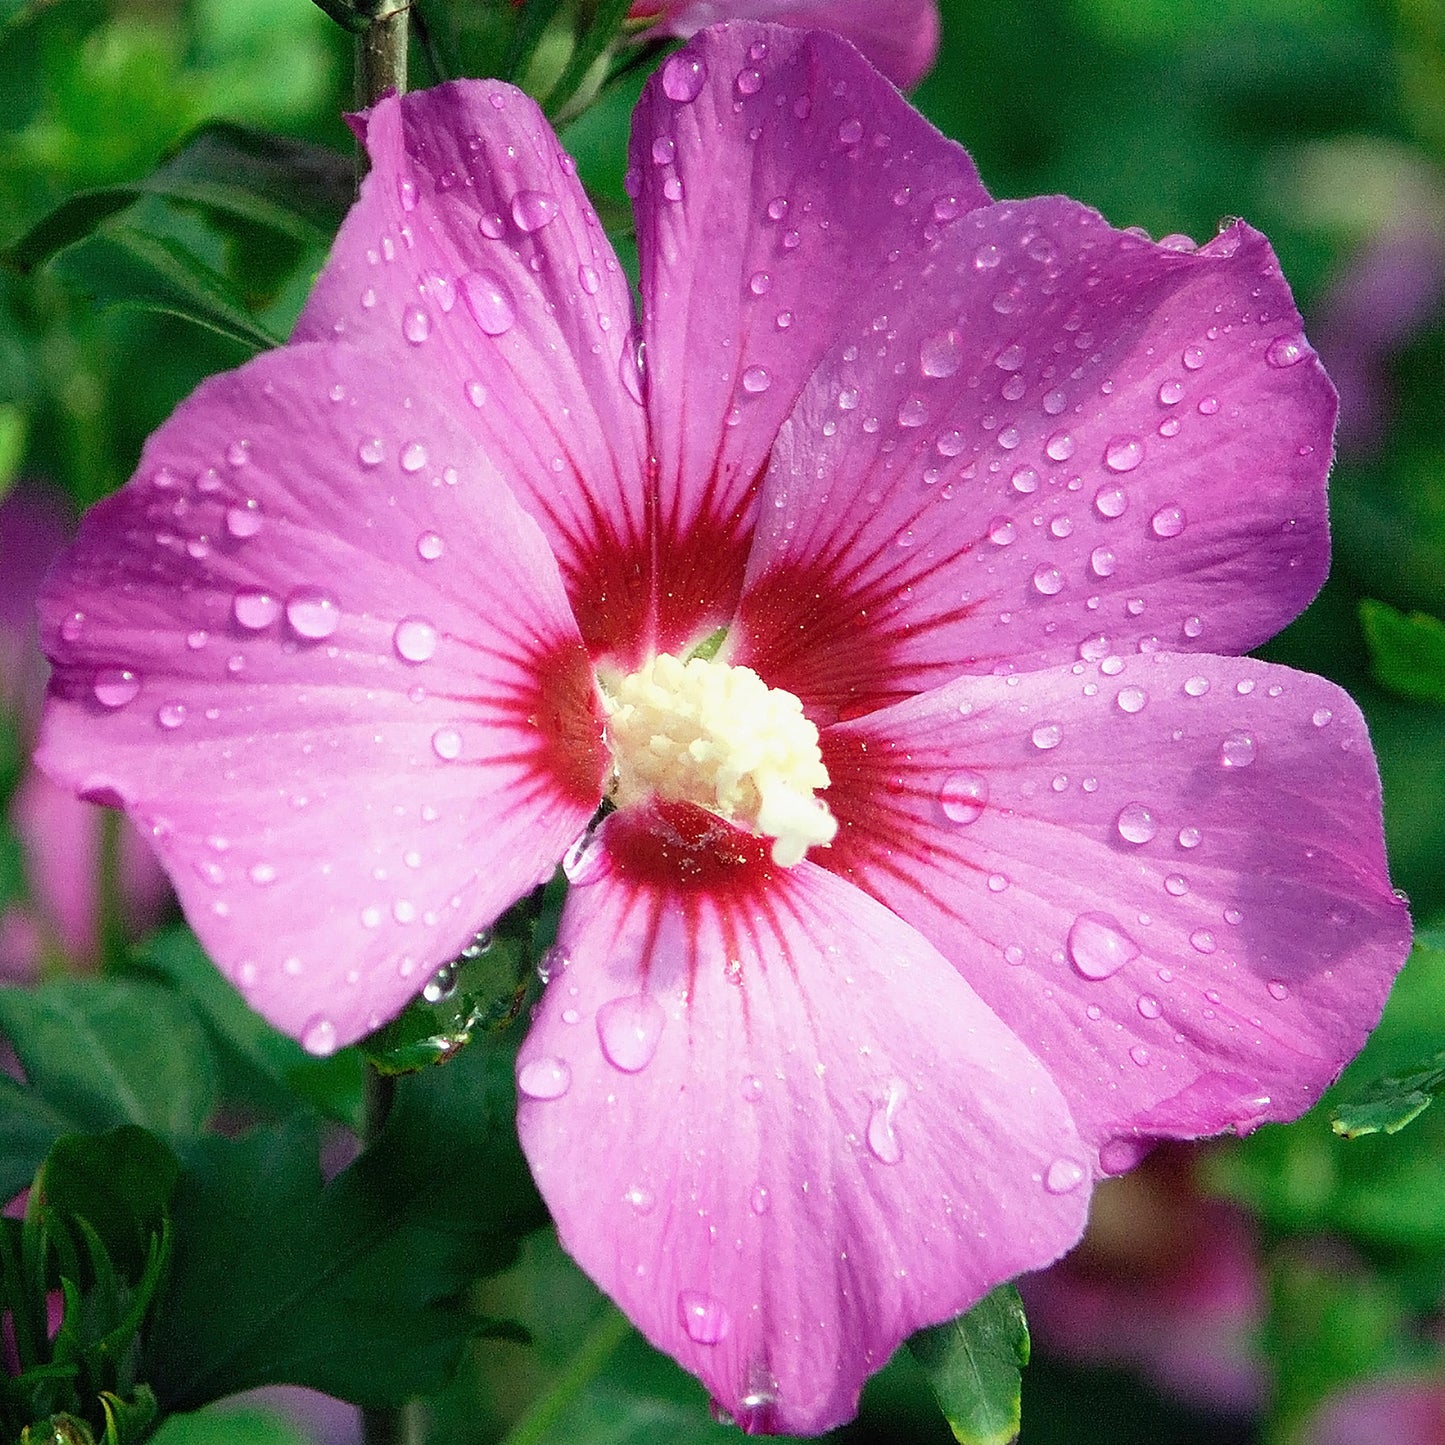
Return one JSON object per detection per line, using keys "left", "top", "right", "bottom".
{"left": 907, "top": 1284, "right": 1031, "bottom": 1445}
{"left": 1332, "top": 1049, "right": 1445, "bottom": 1138}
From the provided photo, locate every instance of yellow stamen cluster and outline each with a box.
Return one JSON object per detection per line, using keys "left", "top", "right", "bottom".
{"left": 603, "top": 653, "right": 837, "bottom": 867}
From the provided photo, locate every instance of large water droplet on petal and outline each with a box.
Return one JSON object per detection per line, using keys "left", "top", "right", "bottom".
{"left": 233, "top": 590, "right": 280, "bottom": 630}
{"left": 938, "top": 770, "right": 989, "bottom": 823}
{"left": 94, "top": 669, "right": 141, "bottom": 708}
{"left": 920, "top": 328, "right": 963, "bottom": 378}
{"left": 518, "top": 1056, "right": 571, "bottom": 1100}
{"left": 1104, "top": 435, "right": 1144, "bottom": 472}
{"left": 1067, "top": 912, "right": 1140, "bottom": 980}
{"left": 866, "top": 1079, "right": 908, "bottom": 1164}
{"left": 302, "top": 1017, "right": 339, "bottom": 1056}
{"left": 461, "top": 271, "right": 517, "bottom": 336}
{"left": 1115, "top": 802, "right": 1157, "bottom": 844}
{"left": 678, "top": 1291, "right": 732, "bottom": 1345}
{"left": 286, "top": 587, "right": 341, "bottom": 640}
{"left": 394, "top": 616, "right": 438, "bottom": 663}
{"left": 510, "top": 189, "right": 559, "bottom": 232}
{"left": 1219, "top": 732, "right": 1257, "bottom": 768}
{"left": 1044, "top": 1157, "right": 1086, "bottom": 1194}
{"left": 662, "top": 52, "right": 707, "bottom": 102}
{"left": 596, "top": 994, "right": 666, "bottom": 1073}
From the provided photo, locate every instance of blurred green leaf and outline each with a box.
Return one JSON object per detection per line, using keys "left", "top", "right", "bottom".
{"left": 128, "top": 927, "right": 364, "bottom": 1128}
{"left": 147, "top": 1039, "right": 541, "bottom": 1410}
{"left": 0, "top": 402, "right": 27, "bottom": 502}
{"left": 38, "top": 1127, "right": 179, "bottom": 1279}
{"left": 150, "top": 1403, "right": 312, "bottom": 1445}
{"left": 1332, "top": 1050, "right": 1445, "bottom": 1138}
{"left": 48, "top": 227, "right": 280, "bottom": 351}
{"left": 8, "top": 122, "right": 350, "bottom": 272}
{"left": 544, "top": 0, "right": 631, "bottom": 120}
{"left": 908, "top": 1286, "right": 1030, "bottom": 1445}
{"left": 1361, "top": 599, "right": 1445, "bottom": 704}
{"left": 0, "top": 978, "right": 217, "bottom": 1199}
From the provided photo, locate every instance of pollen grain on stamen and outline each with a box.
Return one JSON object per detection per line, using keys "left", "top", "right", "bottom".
{"left": 602, "top": 652, "right": 837, "bottom": 867}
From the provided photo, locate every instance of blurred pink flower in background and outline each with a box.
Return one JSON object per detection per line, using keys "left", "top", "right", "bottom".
{"left": 626, "top": 0, "right": 940, "bottom": 89}
{"left": 1022, "top": 1143, "right": 1265, "bottom": 1415}
{"left": 33, "top": 20, "right": 1411, "bottom": 1433}
{"left": 1305, "top": 1376, "right": 1445, "bottom": 1445}
{"left": 0, "top": 491, "right": 168, "bottom": 978}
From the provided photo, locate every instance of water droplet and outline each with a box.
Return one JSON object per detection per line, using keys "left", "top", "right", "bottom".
{"left": 741, "top": 365, "right": 771, "bottom": 394}
{"left": 461, "top": 272, "right": 517, "bottom": 335}
{"left": 402, "top": 306, "right": 431, "bottom": 344}
{"left": 837, "top": 117, "right": 864, "bottom": 145}
{"left": 1158, "top": 379, "right": 1185, "bottom": 405}
{"left": 624, "top": 1183, "right": 655, "bottom": 1214}
{"left": 431, "top": 727, "right": 462, "bottom": 760}
{"left": 975, "top": 242, "right": 1001, "bottom": 269}
{"left": 511, "top": 189, "right": 559, "bottom": 232}
{"left": 1104, "top": 435, "right": 1144, "bottom": 472}
{"left": 417, "top": 531, "right": 444, "bottom": 561}
{"left": 1267, "top": 979, "right": 1289, "bottom": 1001}
{"left": 1265, "top": 334, "right": 1308, "bottom": 368}
{"left": 1032, "top": 722, "right": 1063, "bottom": 749}
{"left": 1219, "top": 732, "right": 1256, "bottom": 768}
{"left": 1129, "top": 1044, "right": 1151, "bottom": 1067}
{"left": 939, "top": 770, "right": 989, "bottom": 823}
{"left": 662, "top": 175, "right": 684, "bottom": 202}
{"left": 989, "top": 516, "right": 1017, "bottom": 546}
{"left": 1164, "top": 873, "right": 1189, "bottom": 896}
{"left": 995, "top": 342, "right": 1026, "bottom": 372}
{"left": 766, "top": 195, "right": 788, "bottom": 221}
{"left": 1136, "top": 993, "right": 1162, "bottom": 1019}
{"left": 740, "top": 1073, "right": 764, "bottom": 1103}
{"left": 423, "top": 962, "right": 458, "bottom": 1003}
{"left": 1044, "top": 1158, "right": 1086, "bottom": 1194}
{"left": 1312, "top": 707, "right": 1333, "bottom": 727}
{"left": 1093, "top": 485, "right": 1128, "bottom": 519}
{"left": 1011, "top": 465, "right": 1040, "bottom": 494}
{"left": 518, "top": 1056, "right": 571, "bottom": 1099}
{"left": 1067, "top": 912, "right": 1140, "bottom": 980}
{"left": 678, "top": 1291, "right": 731, "bottom": 1345}
{"left": 1116, "top": 803, "right": 1157, "bottom": 845}
{"left": 1178, "top": 826, "right": 1201, "bottom": 849}
{"left": 156, "top": 700, "right": 186, "bottom": 730}
{"left": 394, "top": 616, "right": 438, "bottom": 663}
{"left": 1151, "top": 504, "right": 1186, "bottom": 538}
{"left": 747, "top": 270, "right": 772, "bottom": 296}
{"left": 662, "top": 52, "right": 707, "bottom": 102}
{"left": 735, "top": 67, "right": 763, "bottom": 95}
{"left": 1033, "top": 564, "right": 1064, "bottom": 595}
{"left": 749, "top": 1184, "right": 770, "bottom": 1215}
{"left": 302, "top": 1017, "right": 338, "bottom": 1056}
{"left": 1090, "top": 546, "right": 1117, "bottom": 578}
{"left": 226, "top": 499, "right": 263, "bottom": 538}
{"left": 562, "top": 830, "right": 606, "bottom": 885}
{"left": 1182, "top": 345, "right": 1206, "bottom": 370}
{"left": 867, "top": 1079, "right": 907, "bottom": 1164}
{"left": 596, "top": 994, "right": 666, "bottom": 1073}
{"left": 1117, "top": 686, "right": 1147, "bottom": 714}
{"left": 94, "top": 668, "right": 141, "bottom": 708}
{"left": 987, "top": 873, "right": 1010, "bottom": 892}
{"left": 897, "top": 397, "right": 927, "bottom": 428}
{"left": 233, "top": 590, "right": 280, "bottom": 630}
{"left": 920, "top": 328, "right": 962, "bottom": 378}
{"left": 286, "top": 587, "right": 340, "bottom": 640}
{"left": 1190, "top": 929, "right": 1217, "bottom": 954}
{"left": 1197, "top": 395, "right": 1220, "bottom": 415}
{"left": 1044, "top": 431, "right": 1075, "bottom": 462}
{"left": 358, "top": 437, "right": 385, "bottom": 467}
{"left": 400, "top": 441, "right": 428, "bottom": 473}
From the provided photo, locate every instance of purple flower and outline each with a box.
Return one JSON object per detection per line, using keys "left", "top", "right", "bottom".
{"left": 626, "top": 0, "right": 940, "bottom": 90}
{"left": 1305, "top": 1376, "right": 1445, "bottom": 1445}
{"left": 35, "top": 24, "right": 1409, "bottom": 1434}
{"left": 0, "top": 491, "right": 167, "bottom": 977}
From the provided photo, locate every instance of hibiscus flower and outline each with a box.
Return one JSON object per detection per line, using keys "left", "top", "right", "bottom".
{"left": 34, "top": 23, "right": 1409, "bottom": 1434}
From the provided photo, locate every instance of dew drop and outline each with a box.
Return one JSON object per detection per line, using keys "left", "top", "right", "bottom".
{"left": 1164, "top": 874, "right": 1189, "bottom": 896}
{"left": 1104, "top": 435, "right": 1144, "bottom": 472}
{"left": 1267, "top": 979, "right": 1290, "bottom": 1001}
{"left": 1178, "top": 826, "right": 1202, "bottom": 849}
{"left": 94, "top": 669, "right": 141, "bottom": 708}
{"left": 1219, "top": 732, "right": 1256, "bottom": 768}
{"left": 157, "top": 701, "right": 186, "bottom": 729}
{"left": 837, "top": 116, "right": 864, "bottom": 145}
{"left": 1190, "top": 929, "right": 1217, "bottom": 954}
{"left": 1312, "top": 707, "right": 1333, "bottom": 727}
{"left": 1136, "top": 993, "right": 1162, "bottom": 1019}
{"left": 461, "top": 271, "right": 517, "bottom": 335}
{"left": 1265, "top": 334, "right": 1308, "bottom": 368}
{"left": 662, "top": 52, "right": 707, "bottom": 102}
{"left": 1067, "top": 912, "right": 1140, "bottom": 980}
{"left": 1090, "top": 546, "right": 1117, "bottom": 578}
{"left": 678, "top": 1291, "right": 731, "bottom": 1345}
{"left": 423, "top": 962, "right": 457, "bottom": 1003}
{"left": 417, "top": 531, "right": 444, "bottom": 561}
{"left": 226, "top": 499, "right": 263, "bottom": 538}
{"left": 741, "top": 365, "right": 771, "bottom": 394}
{"left": 897, "top": 397, "right": 927, "bottom": 428}
{"left": 402, "top": 306, "right": 431, "bottom": 344}
{"left": 1045, "top": 431, "right": 1076, "bottom": 462}
{"left": 511, "top": 189, "right": 559, "bottom": 232}
{"left": 358, "top": 437, "right": 385, "bottom": 467}
{"left": 994, "top": 342, "right": 1026, "bottom": 372}
{"left": 1158, "top": 379, "right": 1185, "bottom": 405}
{"left": 394, "top": 616, "right": 438, "bottom": 663}
{"left": 1182, "top": 345, "right": 1206, "bottom": 370}
{"left": 302, "top": 1017, "right": 339, "bottom": 1056}
{"left": 1044, "top": 1158, "right": 1086, "bottom": 1194}
{"left": 866, "top": 1079, "right": 907, "bottom": 1164}
{"left": 989, "top": 516, "right": 1017, "bottom": 546}
{"left": 400, "top": 441, "right": 428, "bottom": 473}
{"left": 1116, "top": 802, "right": 1157, "bottom": 844}
{"left": 596, "top": 994, "right": 666, "bottom": 1073}
{"left": 1031, "top": 722, "right": 1063, "bottom": 750}
{"left": 1033, "top": 564, "right": 1064, "bottom": 595}
{"left": 749, "top": 1184, "right": 770, "bottom": 1215}
{"left": 518, "top": 1056, "right": 571, "bottom": 1100}
{"left": 1117, "top": 686, "right": 1147, "bottom": 714}
{"left": 735, "top": 67, "right": 762, "bottom": 95}
{"left": 286, "top": 587, "right": 340, "bottom": 640}
{"left": 920, "top": 328, "right": 963, "bottom": 378}
{"left": 625, "top": 1183, "right": 655, "bottom": 1214}
{"left": 1151, "top": 505, "right": 1186, "bottom": 538}
{"left": 1011, "top": 465, "right": 1040, "bottom": 494}
{"left": 233, "top": 590, "right": 280, "bottom": 630}
{"left": 974, "top": 243, "right": 1001, "bottom": 270}
{"left": 431, "top": 727, "right": 462, "bottom": 760}
{"left": 1184, "top": 676, "right": 1210, "bottom": 697}
{"left": 938, "top": 770, "right": 989, "bottom": 823}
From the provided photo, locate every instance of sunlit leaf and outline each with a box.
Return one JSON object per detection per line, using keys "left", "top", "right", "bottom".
{"left": 1361, "top": 598, "right": 1445, "bottom": 705}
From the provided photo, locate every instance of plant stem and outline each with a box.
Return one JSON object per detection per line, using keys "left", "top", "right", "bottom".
{"left": 499, "top": 1307, "right": 632, "bottom": 1445}
{"left": 356, "top": 3, "right": 410, "bottom": 111}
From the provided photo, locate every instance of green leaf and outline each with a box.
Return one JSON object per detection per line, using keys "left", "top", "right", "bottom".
{"left": 1332, "top": 1050, "right": 1445, "bottom": 1138}
{"left": 9, "top": 122, "right": 351, "bottom": 272}
{"left": 1360, "top": 599, "right": 1445, "bottom": 705}
{"left": 150, "top": 1402, "right": 311, "bottom": 1445}
{"left": 544, "top": 0, "right": 632, "bottom": 119}
{"left": 97, "top": 1387, "right": 158, "bottom": 1445}
{"left": 0, "top": 979, "right": 217, "bottom": 1199}
{"left": 146, "top": 1038, "right": 542, "bottom": 1410}
{"left": 908, "top": 1285, "right": 1031, "bottom": 1445}
{"left": 0, "top": 402, "right": 27, "bottom": 503}
{"left": 127, "top": 927, "right": 364, "bottom": 1127}
{"left": 37, "top": 1128, "right": 179, "bottom": 1279}
{"left": 48, "top": 226, "right": 280, "bottom": 351}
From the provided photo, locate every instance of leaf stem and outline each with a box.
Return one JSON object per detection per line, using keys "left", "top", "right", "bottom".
{"left": 355, "top": 3, "right": 410, "bottom": 112}
{"left": 499, "top": 1306, "right": 632, "bottom": 1445}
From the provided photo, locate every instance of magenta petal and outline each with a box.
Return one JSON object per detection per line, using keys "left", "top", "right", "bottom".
{"left": 36, "top": 343, "right": 604, "bottom": 1050}
{"left": 822, "top": 652, "right": 1409, "bottom": 1154}
{"left": 630, "top": 22, "right": 988, "bottom": 653}
{"left": 295, "top": 83, "right": 651, "bottom": 665}
{"left": 633, "top": 1, "right": 941, "bottom": 90}
{"left": 517, "top": 804, "right": 1088, "bottom": 1435}
{"left": 734, "top": 202, "right": 1334, "bottom": 719}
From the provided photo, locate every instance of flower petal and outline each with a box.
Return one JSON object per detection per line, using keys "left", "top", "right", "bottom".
{"left": 36, "top": 343, "right": 604, "bottom": 1050}
{"left": 631, "top": 22, "right": 988, "bottom": 654}
{"left": 295, "top": 83, "right": 652, "bottom": 665}
{"left": 734, "top": 201, "right": 1334, "bottom": 720}
{"left": 517, "top": 801, "right": 1088, "bottom": 1435}
{"left": 631, "top": 0, "right": 942, "bottom": 90}
{"left": 821, "top": 652, "right": 1409, "bottom": 1155}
